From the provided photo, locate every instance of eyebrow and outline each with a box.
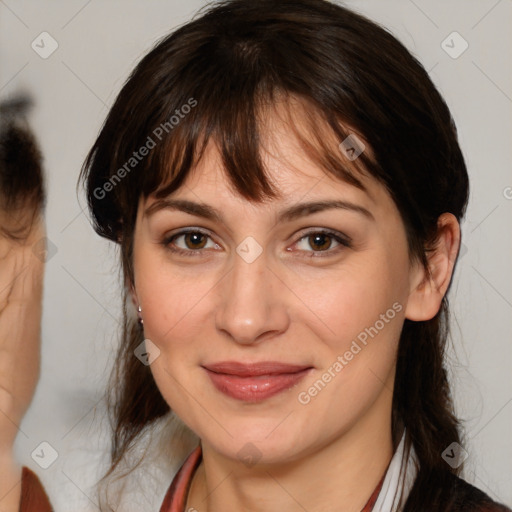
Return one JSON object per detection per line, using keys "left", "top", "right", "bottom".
{"left": 144, "top": 198, "right": 374, "bottom": 224}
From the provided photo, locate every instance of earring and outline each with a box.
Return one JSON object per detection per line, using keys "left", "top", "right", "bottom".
{"left": 137, "top": 305, "right": 144, "bottom": 325}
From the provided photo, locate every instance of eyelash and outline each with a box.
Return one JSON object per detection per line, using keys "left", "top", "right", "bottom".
{"left": 161, "top": 227, "right": 352, "bottom": 259}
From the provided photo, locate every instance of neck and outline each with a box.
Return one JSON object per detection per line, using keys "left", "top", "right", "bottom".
{"left": 186, "top": 385, "right": 395, "bottom": 512}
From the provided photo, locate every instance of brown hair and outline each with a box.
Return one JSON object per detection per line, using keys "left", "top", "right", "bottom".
{"left": 78, "top": 0, "right": 469, "bottom": 509}
{"left": 0, "top": 95, "right": 45, "bottom": 240}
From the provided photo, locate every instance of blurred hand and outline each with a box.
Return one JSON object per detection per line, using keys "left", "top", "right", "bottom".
{"left": 0, "top": 102, "right": 46, "bottom": 460}
{"left": 0, "top": 213, "right": 45, "bottom": 457}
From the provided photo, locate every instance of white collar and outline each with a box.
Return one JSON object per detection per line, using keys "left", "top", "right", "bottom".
{"left": 372, "top": 429, "right": 418, "bottom": 511}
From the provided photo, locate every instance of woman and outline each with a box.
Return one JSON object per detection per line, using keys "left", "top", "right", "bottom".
{"left": 1, "top": 0, "right": 510, "bottom": 510}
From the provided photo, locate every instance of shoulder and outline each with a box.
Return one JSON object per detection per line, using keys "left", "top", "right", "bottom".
{"left": 445, "top": 473, "right": 511, "bottom": 512}
{"left": 20, "top": 466, "right": 53, "bottom": 512}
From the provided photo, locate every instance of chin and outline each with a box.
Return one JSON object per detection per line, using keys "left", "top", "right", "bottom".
{"left": 200, "top": 422, "right": 312, "bottom": 466}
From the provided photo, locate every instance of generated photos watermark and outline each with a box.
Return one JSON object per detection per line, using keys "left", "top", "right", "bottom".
{"left": 297, "top": 301, "right": 403, "bottom": 405}
{"left": 93, "top": 97, "right": 197, "bottom": 200}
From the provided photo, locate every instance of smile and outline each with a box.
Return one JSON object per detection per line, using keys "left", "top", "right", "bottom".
{"left": 202, "top": 361, "right": 313, "bottom": 402}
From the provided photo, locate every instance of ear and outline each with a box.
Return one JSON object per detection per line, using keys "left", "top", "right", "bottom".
{"left": 405, "top": 213, "right": 460, "bottom": 321}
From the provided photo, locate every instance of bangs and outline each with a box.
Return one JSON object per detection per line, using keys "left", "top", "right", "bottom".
{"left": 144, "top": 87, "right": 374, "bottom": 208}
{"left": 81, "top": 0, "right": 466, "bottom": 252}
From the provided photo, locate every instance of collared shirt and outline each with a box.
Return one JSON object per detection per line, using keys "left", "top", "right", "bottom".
{"left": 20, "top": 429, "right": 511, "bottom": 511}
{"left": 158, "top": 437, "right": 405, "bottom": 512}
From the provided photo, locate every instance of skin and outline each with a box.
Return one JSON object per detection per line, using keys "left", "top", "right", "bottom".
{"left": 130, "top": 105, "right": 460, "bottom": 512}
{"left": 0, "top": 210, "right": 45, "bottom": 512}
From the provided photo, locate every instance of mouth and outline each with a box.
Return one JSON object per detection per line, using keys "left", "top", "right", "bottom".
{"left": 202, "top": 361, "right": 314, "bottom": 402}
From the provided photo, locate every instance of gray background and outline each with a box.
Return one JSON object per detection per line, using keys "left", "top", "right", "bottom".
{"left": 1, "top": 0, "right": 511, "bottom": 510}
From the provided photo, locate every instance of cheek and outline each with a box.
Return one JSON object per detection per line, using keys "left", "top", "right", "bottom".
{"left": 138, "top": 267, "right": 215, "bottom": 352}
{"left": 135, "top": 262, "right": 217, "bottom": 420}
{"left": 292, "top": 247, "right": 408, "bottom": 408}
{"left": 293, "top": 252, "right": 408, "bottom": 349}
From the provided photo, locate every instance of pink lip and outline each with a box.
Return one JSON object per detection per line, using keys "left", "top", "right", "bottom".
{"left": 203, "top": 361, "right": 313, "bottom": 402}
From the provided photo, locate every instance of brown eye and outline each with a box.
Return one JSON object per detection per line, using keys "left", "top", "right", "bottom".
{"left": 162, "top": 229, "right": 218, "bottom": 257}
{"left": 293, "top": 229, "right": 351, "bottom": 258}
{"left": 182, "top": 232, "right": 208, "bottom": 250}
{"left": 307, "top": 233, "right": 333, "bottom": 251}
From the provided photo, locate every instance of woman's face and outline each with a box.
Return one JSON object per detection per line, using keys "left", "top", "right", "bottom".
{"left": 131, "top": 113, "right": 423, "bottom": 466}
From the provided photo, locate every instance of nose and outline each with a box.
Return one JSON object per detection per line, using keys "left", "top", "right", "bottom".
{"left": 214, "top": 250, "right": 290, "bottom": 346}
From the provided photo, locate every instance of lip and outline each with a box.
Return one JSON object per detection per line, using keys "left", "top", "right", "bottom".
{"left": 203, "top": 361, "right": 313, "bottom": 402}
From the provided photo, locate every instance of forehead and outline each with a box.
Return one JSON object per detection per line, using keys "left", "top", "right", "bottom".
{"left": 179, "top": 140, "right": 370, "bottom": 202}
{"left": 140, "top": 141, "right": 395, "bottom": 232}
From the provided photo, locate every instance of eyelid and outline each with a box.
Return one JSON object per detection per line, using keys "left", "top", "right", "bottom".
{"left": 294, "top": 227, "right": 352, "bottom": 246}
